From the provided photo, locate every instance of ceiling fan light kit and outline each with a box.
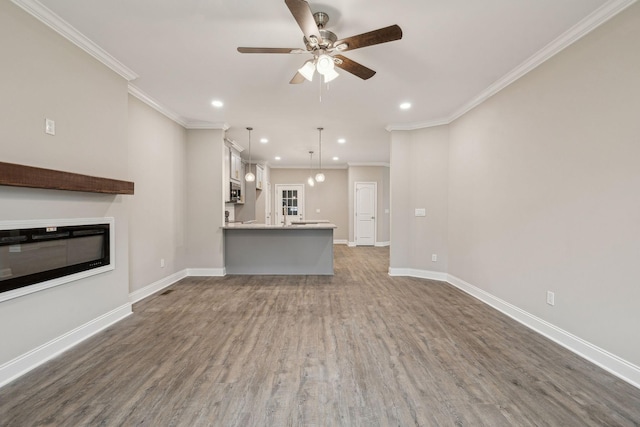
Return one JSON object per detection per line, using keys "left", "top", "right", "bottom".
{"left": 316, "top": 54, "right": 333, "bottom": 73}
{"left": 322, "top": 67, "right": 339, "bottom": 83}
{"left": 237, "top": 0, "right": 402, "bottom": 84}
{"left": 298, "top": 60, "right": 316, "bottom": 81}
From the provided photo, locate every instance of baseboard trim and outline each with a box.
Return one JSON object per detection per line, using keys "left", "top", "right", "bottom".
{"left": 347, "top": 241, "right": 389, "bottom": 248}
{"left": 388, "top": 268, "right": 640, "bottom": 389}
{"left": 130, "top": 268, "right": 227, "bottom": 304}
{"left": 333, "top": 239, "right": 348, "bottom": 245}
{"left": 129, "top": 270, "right": 188, "bottom": 304}
{"left": 0, "top": 303, "right": 132, "bottom": 388}
{"left": 186, "top": 268, "right": 226, "bottom": 277}
{"left": 388, "top": 267, "right": 448, "bottom": 281}
{"left": 446, "top": 274, "right": 640, "bottom": 390}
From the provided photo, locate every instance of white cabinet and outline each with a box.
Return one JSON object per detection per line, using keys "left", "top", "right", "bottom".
{"left": 223, "top": 145, "right": 231, "bottom": 202}
{"left": 239, "top": 160, "right": 246, "bottom": 203}
{"left": 256, "top": 164, "right": 264, "bottom": 190}
{"left": 230, "top": 151, "right": 242, "bottom": 183}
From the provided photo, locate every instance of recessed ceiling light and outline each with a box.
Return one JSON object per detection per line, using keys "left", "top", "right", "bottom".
{"left": 337, "top": 138, "right": 346, "bottom": 144}
{"left": 260, "top": 138, "right": 268, "bottom": 144}
{"left": 274, "top": 156, "right": 281, "bottom": 161}
{"left": 400, "top": 102, "right": 412, "bottom": 110}
{"left": 211, "top": 100, "right": 223, "bottom": 108}
{"left": 332, "top": 156, "right": 339, "bottom": 161}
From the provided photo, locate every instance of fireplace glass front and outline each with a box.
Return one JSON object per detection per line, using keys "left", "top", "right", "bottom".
{"left": 0, "top": 222, "right": 111, "bottom": 295}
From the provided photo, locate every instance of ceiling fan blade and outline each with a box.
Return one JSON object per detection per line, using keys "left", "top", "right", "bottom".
{"left": 334, "top": 24, "right": 403, "bottom": 52}
{"left": 290, "top": 72, "right": 306, "bottom": 84}
{"left": 237, "top": 47, "right": 305, "bottom": 54}
{"left": 334, "top": 55, "right": 376, "bottom": 80}
{"left": 285, "top": 0, "right": 322, "bottom": 45}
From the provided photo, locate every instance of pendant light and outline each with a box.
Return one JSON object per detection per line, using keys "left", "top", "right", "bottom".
{"left": 244, "top": 127, "right": 255, "bottom": 182}
{"left": 315, "top": 127, "right": 325, "bottom": 183}
{"left": 307, "top": 151, "right": 315, "bottom": 187}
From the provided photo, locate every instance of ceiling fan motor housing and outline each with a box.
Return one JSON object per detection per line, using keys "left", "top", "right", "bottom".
{"left": 314, "top": 12, "right": 329, "bottom": 28}
{"left": 304, "top": 14, "right": 337, "bottom": 51}
{"left": 304, "top": 32, "right": 337, "bottom": 50}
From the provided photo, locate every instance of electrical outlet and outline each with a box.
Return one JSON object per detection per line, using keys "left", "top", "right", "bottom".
{"left": 415, "top": 208, "right": 426, "bottom": 217}
{"left": 160, "top": 258, "right": 165, "bottom": 268}
{"left": 432, "top": 254, "right": 437, "bottom": 262}
{"left": 546, "top": 291, "right": 555, "bottom": 306}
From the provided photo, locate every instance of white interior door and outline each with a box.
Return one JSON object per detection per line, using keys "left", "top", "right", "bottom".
{"left": 355, "top": 182, "right": 376, "bottom": 246}
{"left": 276, "top": 184, "right": 304, "bottom": 225}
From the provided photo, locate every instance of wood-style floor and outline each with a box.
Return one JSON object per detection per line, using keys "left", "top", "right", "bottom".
{"left": 1, "top": 246, "right": 639, "bottom": 426}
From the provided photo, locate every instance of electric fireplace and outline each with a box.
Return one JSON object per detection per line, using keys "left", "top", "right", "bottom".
{"left": 0, "top": 218, "right": 114, "bottom": 301}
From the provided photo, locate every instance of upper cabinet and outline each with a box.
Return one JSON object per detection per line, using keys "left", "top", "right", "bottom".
{"left": 256, "top": 164, "right": 264, "bottom": 190}
{"left": 230, "top": 151, "right": 242, "bottom": 183}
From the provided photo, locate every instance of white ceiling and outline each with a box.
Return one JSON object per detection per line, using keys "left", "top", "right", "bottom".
{"left": 30, "top": 0, "right": 610, "bottom": 167}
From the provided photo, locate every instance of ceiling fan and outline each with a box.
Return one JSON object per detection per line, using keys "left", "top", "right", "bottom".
{"left": 237, "top": 0, "right": 403, "bottom": 84}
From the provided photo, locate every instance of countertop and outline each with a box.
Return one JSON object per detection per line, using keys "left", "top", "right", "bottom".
{"left": 222, "top": 222, "right": 336, "bottom": 230}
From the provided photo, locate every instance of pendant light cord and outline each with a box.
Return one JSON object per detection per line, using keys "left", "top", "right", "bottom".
{"left": 318, "top": 127, "right": 323, "bottom": 172}
{"left": 247, "top": 127, "right": 252, "bottom": 167}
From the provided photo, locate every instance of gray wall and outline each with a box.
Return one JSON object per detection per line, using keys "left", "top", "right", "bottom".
{"left": 390, "top": 128, "right": 449, "bottom": 272}
{"left": 270, "top": 168, "right": 349, "bottom": 241}
{"left": 390, "top": 3, "right": 640, "bottom": 366}
{"left": 127, "top": 96, "right": 188, "bottom": 292}
{"left": 185, "top": 129, "right": 226, "bottom": 270}
{"left": 0, "top": 2, "right": 130, "bottom": 364}
{"left": 448, "top": 3, "right": 640, "bottom": 366}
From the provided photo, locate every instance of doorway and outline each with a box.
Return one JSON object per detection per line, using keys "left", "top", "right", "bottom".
{"left": 355, "top": 182, "right": 376, "bottom": 246}
{"left": 276, "top": 184, "right": 305, "bottom": 225}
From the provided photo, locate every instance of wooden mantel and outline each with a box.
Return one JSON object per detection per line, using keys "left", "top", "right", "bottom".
{"left": 0, "top": 162, "right": 134, "bottom": 195}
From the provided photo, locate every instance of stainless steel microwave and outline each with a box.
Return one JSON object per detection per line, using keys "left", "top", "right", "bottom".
{"left": 229, "top": 182, "right": 241, "bottom": 203}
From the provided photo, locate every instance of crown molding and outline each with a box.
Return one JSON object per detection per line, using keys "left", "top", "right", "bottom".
{"left": 386, "top": 0, "right": 637, "bottom": 131}
{"left": 186, "top": 122, "right": 230, "bottom": 130}
{"left": 16, "top": 0, "right": 634, "bottom": 136}
{"left": 128, "top": 84, "right": 188, "bottom": 127}
{"left": 129, "top": 85, "right": 229, "bottom": 130}
{"left": 347, "top": 162, "right": 390, "bottom": 168}
{"left": 11, "top": 0, "right": 138, "bottom": 81}
{"left": 224, "top": 138, "right": 245, "bottom": 152}
{"left": 385, "top": 118, "right": 450, "bottom": 132}
{"left": 448, "top": 0, "right": 638, "bottom": 123}
{"left": 270, "top": 164, "right": 348, "bottom": 170}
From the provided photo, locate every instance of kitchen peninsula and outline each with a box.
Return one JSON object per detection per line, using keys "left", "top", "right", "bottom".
{"left": 222, "top": 222, "right": 336, "bottom": 275}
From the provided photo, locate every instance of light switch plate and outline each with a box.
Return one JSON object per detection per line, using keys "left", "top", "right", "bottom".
{"left": 45, "top": 118, "right": 55, "bottom": 135}
{"left": 415, "top": 208, "right": 426, "bottom": 217}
